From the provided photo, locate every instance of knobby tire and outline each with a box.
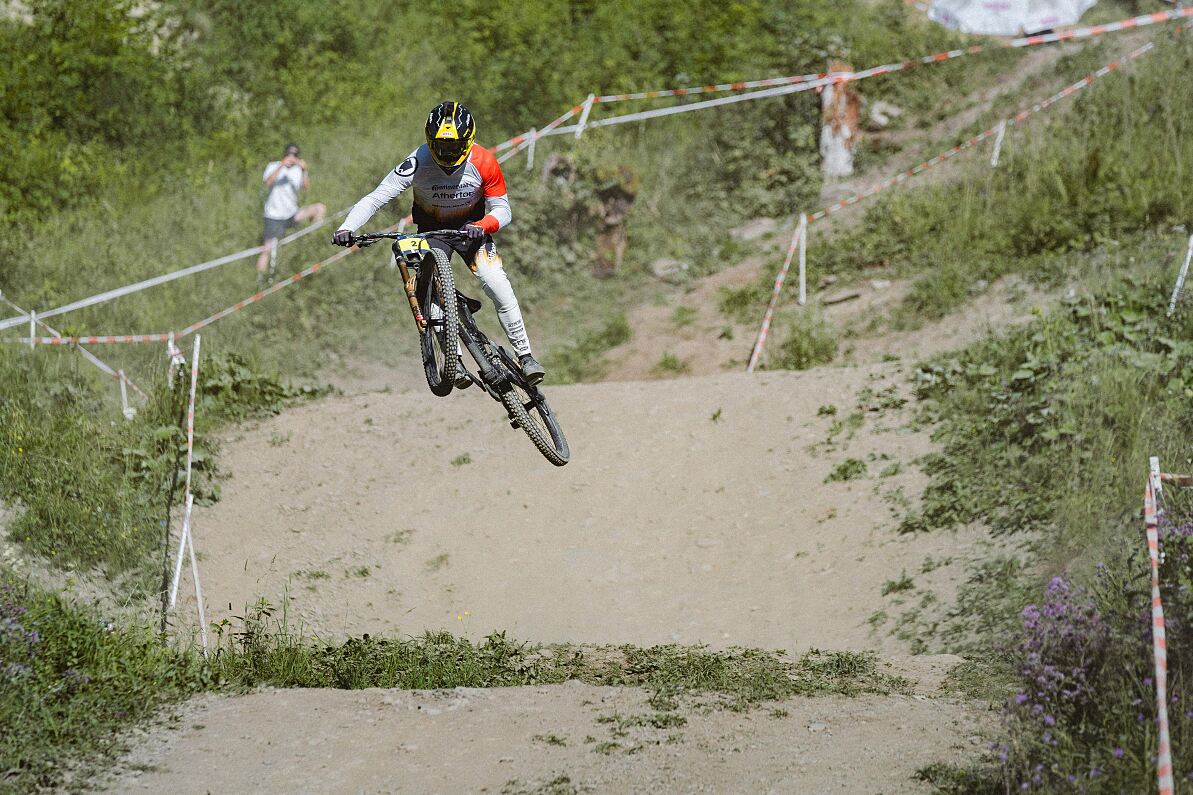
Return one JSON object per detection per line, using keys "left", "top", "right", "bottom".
{"left": 420, "top": 247, "right": 459, "bottom": 396}
{"left": 499, "top": 382, "right": 570, "bottom": 466}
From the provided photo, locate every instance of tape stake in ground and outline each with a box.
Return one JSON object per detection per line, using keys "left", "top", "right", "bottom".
{"left": 990, "top": 119, "right": 1008, "bottom": 167}
{"left": 1146, "top": 456, "right": 1175, "bottom": 795}
{"left": 168, "top": 337, "right": 209, "bottom": 653}
{"left": 1167, "top": 234, "right": 1193, "bottom": 317}
{"left": 797, "top": 213, "right": 808, "bottom": 306}
{"left": 747, "top": 218, "right": 806, "bottom": 372}
{"left": 575, "top": 94, "right": 595, "bottom": 139}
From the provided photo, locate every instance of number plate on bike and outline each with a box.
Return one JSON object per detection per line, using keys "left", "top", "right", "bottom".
{"left": 398, "top": 238, "right": 430, "bottom": 254}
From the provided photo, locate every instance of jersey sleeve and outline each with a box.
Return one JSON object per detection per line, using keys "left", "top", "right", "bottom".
{"left": 263, "top": 161, "right": 280, "bottom": 182}
{"left": 473, "top": 148, "right": 512, "bottom": 234}
{"left": 341, "top": 151, "right": 419, "bottom": 231}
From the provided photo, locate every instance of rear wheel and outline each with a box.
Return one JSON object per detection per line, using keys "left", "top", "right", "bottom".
{"left": 499, "top": 378, "right": 570, "bottom": 466}
{"left": 419, "top": 247, "right": 459, "bottom": 397}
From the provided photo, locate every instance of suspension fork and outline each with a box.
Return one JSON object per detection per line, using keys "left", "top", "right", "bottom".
{"left": 394, "top": 249, "right": 426, "bottom": 331}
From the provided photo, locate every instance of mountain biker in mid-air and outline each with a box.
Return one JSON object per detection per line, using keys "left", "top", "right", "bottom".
{"left": 333, "top": 101, "right": 546, "bottom": 386}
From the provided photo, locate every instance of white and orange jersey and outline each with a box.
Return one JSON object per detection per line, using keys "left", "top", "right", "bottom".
{"left": 342, "top": 144, "right": 511, "bottom": 234}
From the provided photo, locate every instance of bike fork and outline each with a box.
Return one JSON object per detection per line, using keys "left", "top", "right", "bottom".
{"left": 395, "top": 256, "right": 426, "bottom": 330}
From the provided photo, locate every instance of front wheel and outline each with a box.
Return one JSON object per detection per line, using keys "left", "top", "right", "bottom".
{"left": 419, "top": 247, "right": 460, "bottom": 397}
{"left": 499, "top": 382, "right": 570, "bottom": 466}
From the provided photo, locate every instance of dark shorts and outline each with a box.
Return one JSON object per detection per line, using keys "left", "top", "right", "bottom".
{"left": 263, "top": 215, "right": 297, "bottom": 242}
{"left": 418, "top": 228, "right": 493, "bottom": 269}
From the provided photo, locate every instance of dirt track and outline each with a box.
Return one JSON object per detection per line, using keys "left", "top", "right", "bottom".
{"left": 104, "top": 679, "right": 990, "bottom": 794}
{"left": 114, "top": 363, "right": 998, "bottom": 792}
{"left": 178, "top": 365, "right": 982, "bottom": 652}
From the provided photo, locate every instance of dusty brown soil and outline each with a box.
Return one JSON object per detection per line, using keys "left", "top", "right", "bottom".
{"left": 104, "top": 676, "right": 991, "bottom": 794}
{"left": 173, "top": 365, "right": 982, "bottom": 653}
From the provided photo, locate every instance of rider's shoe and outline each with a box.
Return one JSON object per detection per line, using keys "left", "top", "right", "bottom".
{"left": 519, "top": 354, "right": 546, "bottom": 386}
{"left": 454, "top": 358, "right": 472, "bottom": 390}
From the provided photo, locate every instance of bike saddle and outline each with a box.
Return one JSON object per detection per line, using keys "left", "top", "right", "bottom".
{"left": 460, "top": 293, "right": 483, "bottom": 313}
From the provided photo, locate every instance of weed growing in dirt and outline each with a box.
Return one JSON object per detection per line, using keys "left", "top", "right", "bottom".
{"left": 450, "top": 453, "right": 472, "bottom": 467}
{"left": 532, "top": 734, "right": 568, "bottom": 747}
{"left": 655, "top": 352, "right": 690, "bottom": 374}
{"left": 502, "top": 773, "right": 585, "bottom": 795}
{"left": 826, "top": 458, "right": 867, "bottom": 483}
{"left": 881, "top": 573, "right": 915, "bottom": 596}
{"left": 206, "top": 603, "right": 911, "bottom": 709}
{"left": 770, "top": 312, "right": 837, "bottom": 370}
{"left": 671, "top": 306, "right": 697, "bottom": 328}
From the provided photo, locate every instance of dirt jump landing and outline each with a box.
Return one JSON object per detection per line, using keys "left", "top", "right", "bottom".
{"left": 190, "top": 366, "right": 981, "bottom": 653}
{"left": 104, "top": 680, "right": 987, "bottom": 794}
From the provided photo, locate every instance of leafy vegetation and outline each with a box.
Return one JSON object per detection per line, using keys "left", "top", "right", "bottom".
{"left": 902, "top": 261, "right": 1193, "bottom": 550}
{"left": 0, "top": 581, "right": 203, "bottom": 790}
{"left": 0, "top": 344, "right": 324, "bottom": 582}
{"left": 207, "top": 600, "right": 910, "bottom": 709}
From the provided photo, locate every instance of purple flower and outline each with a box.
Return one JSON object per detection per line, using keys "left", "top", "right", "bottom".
{"left": 1043, "top": 715, "right": 1055, "bottom": 726}
{"left": 1113, "top": 747, "right": 1124, "bottom": 759}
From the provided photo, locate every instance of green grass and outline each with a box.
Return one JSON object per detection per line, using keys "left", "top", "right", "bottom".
{"left": 206, "top": 601, "right": 910, "bottom": 710}
{"left": 655, "top": 352, "right": 690, "bottom": 374}
{"left": 769, "top": 311, "right": 837, "bottom": 370}
{"left": 0, "top": 580, "right": 204, "bottom": 791}
{"left": 0, "top": 345, "right": 325, "bottom": 585}
{"left": 826, "top": 458, "right": 867, "bottom": 483}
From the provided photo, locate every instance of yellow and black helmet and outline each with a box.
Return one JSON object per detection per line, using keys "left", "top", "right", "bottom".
{"left": 425, "top": 101, "right": 476, "bottom": 168}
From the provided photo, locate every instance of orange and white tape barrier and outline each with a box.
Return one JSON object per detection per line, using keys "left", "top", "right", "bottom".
{"left": 493, "top": 7, "right": 1193, "bottom": 160}
{"left": 745, "top": 40, "right": 1154, "bottom": 371}
{"left": 0, "top": 290, "right": 147, "bottom": 410}
{"left": 0, "top": 208, "right": 349, "bottom": 334}
{"left": 1145, "top": 455, "right": 1188, "bottom": 795}
{"left": 0, "top": 222, "right": 405, "bottom": 347}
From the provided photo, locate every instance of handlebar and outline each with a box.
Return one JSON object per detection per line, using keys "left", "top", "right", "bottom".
{"left": 348, "top": 229, "right": 472, "bottom": 249}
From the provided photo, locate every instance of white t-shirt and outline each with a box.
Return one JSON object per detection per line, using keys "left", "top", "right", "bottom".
{"left": 262, "top": 162, "right": 305, "bottom": 220}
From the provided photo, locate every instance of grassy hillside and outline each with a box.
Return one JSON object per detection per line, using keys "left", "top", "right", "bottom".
{"left": 1, "top": 0, "right": 1190, "bottom": 790}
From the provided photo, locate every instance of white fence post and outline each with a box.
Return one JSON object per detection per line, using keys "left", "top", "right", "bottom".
{"left": 28, "top": 310, "right": 36, "bottom": 350}
{"left": 119, "top": 371, "right": 135, "bottom": 420}
{"left": 167, "top": 335, "right": 209, "bottom": 652}
{"left": 526, "top": 128, "right": 537, "bottom": 171}
{"left": 797, "top": 214, "right": 808, "bottom": 306}
{"left": 574, "top": 94, "right": 595, "bottom": 139}
{"left": 1167, "top": 234, "right": 1193, "bottom": 317}
{"left": 990, "top": 119, "right": 1008, "bottom": 168}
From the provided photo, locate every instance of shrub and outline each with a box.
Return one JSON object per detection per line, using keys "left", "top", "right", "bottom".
{"left": 771, "top": 313, "right": 837, "bottom": 370}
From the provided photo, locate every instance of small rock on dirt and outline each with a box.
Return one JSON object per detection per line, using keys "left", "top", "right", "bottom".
{"left": 870, "top": 279, "right": 892, "bottom": 290}
{"left": 807, "top": 722, "right": 830, "bottom": 734}
{"left": 821, "top": 289, "right": 863, "bottom": 305}
{"left": 819, "top": 274, "right": 839, "bottom": 288}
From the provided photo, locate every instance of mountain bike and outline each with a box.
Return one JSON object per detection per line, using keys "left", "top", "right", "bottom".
{"left": 350, "top": 229, "right": 570, "bottom": 466}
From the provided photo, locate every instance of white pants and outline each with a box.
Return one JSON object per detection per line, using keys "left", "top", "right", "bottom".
{"left": 470, "top": 243, "right": 532, "bottom": 358}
